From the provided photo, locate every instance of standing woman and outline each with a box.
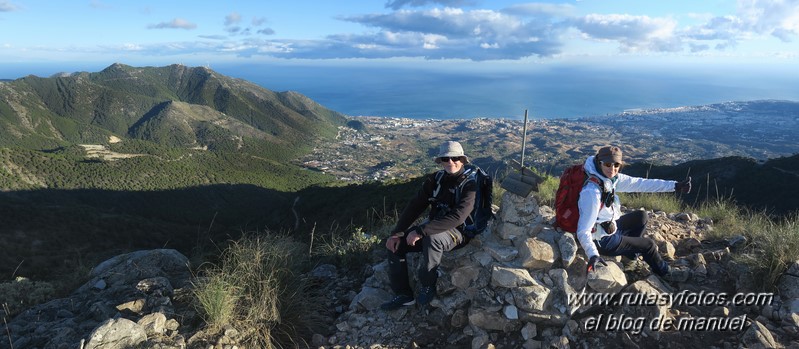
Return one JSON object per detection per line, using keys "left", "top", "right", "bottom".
{"left": 576, "top": 146, "right": 692, "bottom": 281}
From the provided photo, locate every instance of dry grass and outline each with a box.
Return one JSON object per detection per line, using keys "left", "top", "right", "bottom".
{"left": 697, "top": 200, "right": 799, "bottom": 291}
{"left": 193, "top": 233, "right": 325, "bottom": 348}
{"left": 618, "top": 192, "right": 684, "bottom": 214}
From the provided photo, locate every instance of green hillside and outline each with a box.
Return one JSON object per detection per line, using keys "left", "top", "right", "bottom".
{"left": 0, "top": 64, "right": 427, "bottom": 290}
{"left": 0, "top": 63, "right": 346, "bottom": 154}
{"left": 623, "top": 154, "right": 799, "bottom": 216}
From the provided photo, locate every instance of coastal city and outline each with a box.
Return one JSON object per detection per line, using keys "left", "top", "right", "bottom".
{"left": 297, "top": 100, "right": 799, "bottom": 182}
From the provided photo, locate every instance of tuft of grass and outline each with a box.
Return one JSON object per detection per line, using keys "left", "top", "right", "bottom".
{"left": 534, "top": 175, "right": 559, "bottom": 208}
{"left": 749, "top": 213, "right": 799, "bottom": 291}
{"left": 193, "top": 233, "right": 325, "bottom": 349}
{"left": 618, "top": 192, "right": 684, "bottom": 214}
{"left": 703, "top": 205, "right": 799, "bottom": 291}
{"left": 692, "top": 198, "right": 799, "bottom": 292}
{"left": 193, "top": 273, "right": 237, "bottom": 328}
{"left": 695, "top": 198, "right": 751, "bottom": 239}
{"left": 492, "top": 170, "right": 506, "bottom": 207}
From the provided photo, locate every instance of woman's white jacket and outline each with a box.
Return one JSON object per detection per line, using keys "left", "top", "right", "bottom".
{"left": 576, "top": 156, "right": 677, "bottom": 259}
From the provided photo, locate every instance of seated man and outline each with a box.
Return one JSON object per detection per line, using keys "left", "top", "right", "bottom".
{"left": 381, "top": 141, "right": 476, "bottom": 310}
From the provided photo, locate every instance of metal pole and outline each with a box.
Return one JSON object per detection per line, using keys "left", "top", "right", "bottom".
{"left": 520, "top": 109, "right": 528, "bottom": 171}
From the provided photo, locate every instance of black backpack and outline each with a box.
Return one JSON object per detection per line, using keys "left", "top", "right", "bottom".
{"left": 431, "top": 164, "right": 495, "bottom": 238}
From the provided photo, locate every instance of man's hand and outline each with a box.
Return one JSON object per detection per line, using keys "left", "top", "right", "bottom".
{"left": 587, "top": 255, "right": 608, "bottom": 273}
{"left": 675, "top": 177, "right": 692, "bottom": 193}
{"left": 386, "top": 235, "right": 401, "bottom": 253}
{"left": 406, "top": 230, "right": 422, "bottom": 246}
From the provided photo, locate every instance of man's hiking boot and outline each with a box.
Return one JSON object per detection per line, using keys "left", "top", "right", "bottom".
{"left": 661, "top": 267, "right": 691, "bottom": 283}
{"left": 417, "top": 286, "right": 436, "bottom": 306}
{"left": 380, "top": 294, "right": 415, "bottom": 311}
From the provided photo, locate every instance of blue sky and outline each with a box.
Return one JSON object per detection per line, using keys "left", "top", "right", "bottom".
{"left": 1, "top": 0, "right": 797, "bottom": 73}
{"left": 2, "top": 0, "right": 799, "bottom": 119}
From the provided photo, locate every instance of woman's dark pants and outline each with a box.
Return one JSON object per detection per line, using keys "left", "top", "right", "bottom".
{"left": 596, "top": 210, "right": 670, "bottom": 276}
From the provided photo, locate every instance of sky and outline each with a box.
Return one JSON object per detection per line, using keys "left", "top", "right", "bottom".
{"left": 1, "top": 0, "right": 798, "bottom": 69}
{"left": 1, "top": 0, "right": 798, "bottom": 118}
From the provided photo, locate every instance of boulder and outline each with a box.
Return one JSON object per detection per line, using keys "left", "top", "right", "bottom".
{"left": 557, "top": 233, "right": 578, "bottom": 267}
{"left": 85, "top": 318, "right": 147, "bottom": 349}
{"left": 491, "top": 266, "right": 535, "bottom": 288}
{"left": 518, "top": 238, "right": 556, "bottom": 270}
{"left": 586, "top": 262, "right": 627, "bottom": 294}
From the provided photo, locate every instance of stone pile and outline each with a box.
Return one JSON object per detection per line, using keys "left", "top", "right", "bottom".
{"left": 327, "top": 192, "right": 799, "bottom": 349}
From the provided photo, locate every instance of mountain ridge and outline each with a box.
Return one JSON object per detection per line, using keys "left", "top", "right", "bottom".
{"left": 0, "top": 63, "right": 346, "bottom": 151}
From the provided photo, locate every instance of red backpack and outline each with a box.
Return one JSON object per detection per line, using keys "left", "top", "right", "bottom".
{"left": 554, "top": 164, "right": 603, "bottom": 233}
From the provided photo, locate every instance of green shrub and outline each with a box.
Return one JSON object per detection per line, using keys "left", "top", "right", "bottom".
{"left": 0, "top": 277, "right": 56, "bottom": 317}
{"left": 314, "top": 227, "right": 382, "bottom": 268}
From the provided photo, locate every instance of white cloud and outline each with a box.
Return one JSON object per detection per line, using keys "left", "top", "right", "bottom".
{"left": 384, "top": 0, "right": 474, "bottom": 10}
{"left": 336, "top": 7, "right": 563, "bottom": 60}
{"left": 0, "top": 1, "right": 19, "bottom": 11}
{"left": 224, "top": 13, "right": 275, "bottom": 36}
{"left": 121, "top": 43, "right": 143, "bottom": 51}
{"left": 199, "top": 35, "right": 228, "bottom": 40}
{"left": 89, "top": 0, "right": 111, "bottom": 9}
{"left": 571, "top": 14, "right": 681, "bottom": 52}
{"left": 681, "top": 0, "right": 799, "bottom": 51}
{"left": 502, "top": 3, "right": 575, "bottom": 17}
{"left": 147, "top": 18, "right": 197, "bottom": 30}
{"left": 257, "top": 28, "right": 275, "bottom": 35}
{"left": 737, "top": 0, "right": 799, "bottom": 41}
{"left": 225, "top": 12, "right": 242, "bottom": 26}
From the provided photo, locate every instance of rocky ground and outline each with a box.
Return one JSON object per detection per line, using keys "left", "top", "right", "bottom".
{"left": 3, "top": 192, "right": 798, "bottom": 349}
{"left": 321, "top": 192, "right": 799, "bottom": 349}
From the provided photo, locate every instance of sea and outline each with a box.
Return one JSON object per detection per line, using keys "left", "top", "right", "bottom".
{"left": 4, "top": 62, "right": 798, "bottom": 120}
{"left": 217, "top": 63, "right": 799, "bottom": 120}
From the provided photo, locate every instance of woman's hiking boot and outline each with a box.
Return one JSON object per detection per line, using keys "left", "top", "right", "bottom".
{"left": 380, "top": 294, "right": 415, "bottom": 311}
{"left": 417, "top": 285, "right": 436, "bottom": 306}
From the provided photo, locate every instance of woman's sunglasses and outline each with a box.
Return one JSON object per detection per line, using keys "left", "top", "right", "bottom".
{"left": 439, "top": 157, "right": 462, "bottom": 163}
{"left": 602, "top": 162, "right": 622, "bottom": 169}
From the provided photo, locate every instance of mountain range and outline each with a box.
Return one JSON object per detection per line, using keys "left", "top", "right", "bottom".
{"left": 0, "top": 63, "right": 346, "bottom": 152}
{"left": 0, "top": 63, "right": 353, "bottom": 282}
